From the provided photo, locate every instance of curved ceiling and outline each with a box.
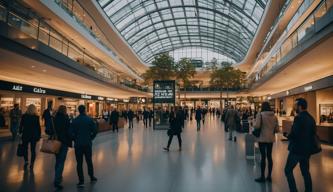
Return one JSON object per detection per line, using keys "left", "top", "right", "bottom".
{"left": 97, "top": 0, "right": 268, "bottom": 63}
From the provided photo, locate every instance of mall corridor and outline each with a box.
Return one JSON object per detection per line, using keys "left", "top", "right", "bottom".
{"left": 0, "top": 117, "right": 332, "bottom": 192}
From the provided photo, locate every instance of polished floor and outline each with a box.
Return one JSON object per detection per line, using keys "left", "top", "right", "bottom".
{"left": 0, "top": 116, "right": 333, "bottom": 192}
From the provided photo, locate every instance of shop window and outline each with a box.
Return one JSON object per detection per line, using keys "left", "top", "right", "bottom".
{"left": 320, "top": 104, "right": 333, "bottom": 123}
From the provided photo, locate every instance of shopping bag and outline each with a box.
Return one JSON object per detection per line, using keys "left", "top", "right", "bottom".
{"left": 40, "top": 138, "right": 62, "bottom": 154}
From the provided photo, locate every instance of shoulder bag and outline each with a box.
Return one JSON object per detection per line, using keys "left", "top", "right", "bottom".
{"left": 40, "top": 117, "right": 62, "bottom": 154}
{"left": 252, "top": 113, "right": 262, "bottom": 138}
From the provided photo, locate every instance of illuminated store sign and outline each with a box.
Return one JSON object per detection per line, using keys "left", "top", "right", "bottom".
{"left": 98, "top": 97, "right": 104, "bottom": 101}
{"left": 33, "top": 87, "right": 46, "bottom": 94}
{"left": 304, "top": 85, "right": 313, "bottom": 91}
{"left": 12, "top": 85, "right": 23, "bottom": 91}
{"left": 81, "top": 94, "right": 92, "bottom": 99}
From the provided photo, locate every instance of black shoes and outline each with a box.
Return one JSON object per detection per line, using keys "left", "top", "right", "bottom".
{"left": 54, "top": 183, "right": 63, "bottom": 190}
{"left": 254, "top": 176, "right": 272, "bottom": 183}
{"left": 163, "top": 147, "right": 169, "bottom": 151}
{"left": 77, "top": 181, "right": 84, "bottom": 188}
{"left": 91, "top": 176, "right": 98, "bottom": 183}
{"left": 266, "top": 177, "right": 272, "bottom": 182}
{"left": 254, "top": 177, "right": 266, "bottom": 183}
{"left": 234, "top": 137, "right": 237, "bottom": 142}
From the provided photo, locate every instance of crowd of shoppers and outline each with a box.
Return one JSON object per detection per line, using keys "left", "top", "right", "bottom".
{"left": 1, "top": 96, "right": 321, "bottom": 191}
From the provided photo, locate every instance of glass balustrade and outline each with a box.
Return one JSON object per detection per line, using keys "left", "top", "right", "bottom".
{"left": 0, "top": 3, "right": 148, "bottom": 92}
{"left": 252, "top": 0, "right": 332, "bottom": 83}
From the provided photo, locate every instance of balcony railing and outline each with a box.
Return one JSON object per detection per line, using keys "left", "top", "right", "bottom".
{"left": 250, "top": 0, "right": 333, "bottom": 84}
{"left": 54, "top": 0, "right": 141, "bottom": 77}
{"left": 0, "top": 3, "right": 146, "bottom": 92}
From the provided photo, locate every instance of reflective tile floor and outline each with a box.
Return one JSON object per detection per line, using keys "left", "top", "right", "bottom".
{"left": 1, "top": 116, "right": 333, "bottom": 192}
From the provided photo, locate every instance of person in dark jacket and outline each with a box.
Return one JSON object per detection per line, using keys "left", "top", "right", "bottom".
{"left": 53, "top": 105, "right": 72, "bottom": 190}
{"left": 195, "top": 107, "right": 202, "bottom": 131}
{"left": 10, "top": 104, "right": 22, "bottom": 140}
{"left": 127, "top": 109, "right": 134, "bottom": 129}
{"left": 149, "top": 108, "right": 154, "bottom": 127}
{"left": 143, "top": 108, "right": 149, "bottom": 128}
{"left": 109, "top": 108, "right": 119, "bottom": 133}
{"left": 19, "top": 104, "right": 41, "bottom": 170}
{"left": 71, "top": 105, "right": 97, "bottom": 187}
{"left": 42, "top": 101, "right": 54, "bottom": 136}
{"left": 0, "top": 108, "right": 5, "bottom": 129}
{"left": 284, "top": 98, "right": 320, "bottom": 192}
{"left": 163, "top": 107, "right": 182, "bottom": 151}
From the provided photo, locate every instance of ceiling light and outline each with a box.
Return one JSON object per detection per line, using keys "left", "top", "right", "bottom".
{"left": 31, "top": 65, "right": 35, "bottom": 68}
{"left": 42, "top": 69, "right": 47, "bottom": 72}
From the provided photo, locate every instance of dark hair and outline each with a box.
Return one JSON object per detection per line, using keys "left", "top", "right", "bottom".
{"left": 78, "top": 105, "right": 86, "bottom": 114}
{"left": 57, "top": 105, "right": 67, "bottom": 115}
{"left": 295, "top": 98, "right": 307, "bottom": 110}
{"left": 261, "top": 102, "right": 272, "bottom": 112}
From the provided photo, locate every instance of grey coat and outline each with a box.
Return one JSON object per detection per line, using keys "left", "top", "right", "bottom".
{"left": 225, "top": 109, "right": 239, "bottom": 131}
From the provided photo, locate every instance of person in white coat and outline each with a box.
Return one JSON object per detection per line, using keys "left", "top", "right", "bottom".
{"left": 254, "top": 102, "right": 279, "bottom": 183}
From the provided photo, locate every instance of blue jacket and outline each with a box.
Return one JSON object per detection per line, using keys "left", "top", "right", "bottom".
{"left": 70, "top": 114, "right": 97, "bottom": 147}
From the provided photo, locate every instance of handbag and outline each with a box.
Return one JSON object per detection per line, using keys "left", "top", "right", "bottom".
{"left": 310, "top": 134, "right": 322, "bottom": 155}
{"left": 40, "top": 118, "right": 62, "bottom": 154}
{"left": 252, "top": 113, "right": 262, "bottom": 138}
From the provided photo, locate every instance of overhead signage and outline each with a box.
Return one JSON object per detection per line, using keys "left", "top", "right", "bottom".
{"left": 304, "top": 85, "right": 313, "bottom": 92}
{"left": 153, "top": 80, "right": 175, "bottom": 103}
{"left": 0, "top": 80, "right": 118, "bottom": 101}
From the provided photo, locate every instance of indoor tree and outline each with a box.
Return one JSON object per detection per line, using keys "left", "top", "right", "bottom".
{"left": 142, "top": 53, "right": 176, "bottom": 85}
{"left": 174, "top": 58, "right": 196, "bottom": 100}
{"left": 210, "top": 65, "right": 246, "bottom": 108}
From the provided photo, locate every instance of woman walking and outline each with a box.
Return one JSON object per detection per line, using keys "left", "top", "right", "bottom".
{"left": 163, "top": 107, "right": 182, "bottom": 151}
{"left": 53, "top": 105, "right": 72, "bottom": 189}
{"left": 254, "top": 102, "right": 279, "bottom": 183}
{"left": 19, "top": 104, "right": 41, "bottom": 170}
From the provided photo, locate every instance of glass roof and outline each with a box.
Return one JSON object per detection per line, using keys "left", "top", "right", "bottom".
{"left": 97, "top": 0, "right": 268, "bottom": 63}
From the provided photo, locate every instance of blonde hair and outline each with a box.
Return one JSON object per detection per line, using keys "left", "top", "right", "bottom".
{"left": 26, "top": 104, "right": 37, "bottom": 115}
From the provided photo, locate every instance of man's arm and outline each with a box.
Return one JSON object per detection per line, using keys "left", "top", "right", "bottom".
{"left": 287, "top": 116, "right": 301, "bottom": 140}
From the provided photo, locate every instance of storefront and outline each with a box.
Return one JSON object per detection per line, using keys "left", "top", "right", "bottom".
{"left": 269, "top": 76, "right": 333, "bottom": 143}
{"left": 0, "top": 80, "right": 122, "bottom": 131}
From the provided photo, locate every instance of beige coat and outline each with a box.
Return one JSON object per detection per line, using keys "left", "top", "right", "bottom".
{"left": 254, "top": 111, "right": 279, "bottom": 143}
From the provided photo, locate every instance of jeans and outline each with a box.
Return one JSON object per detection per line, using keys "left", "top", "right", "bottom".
{"left": 196, "top": 120, "right": 201, "bottom": 130}
{"left": 54, "top": 144, "right": 68, "bottom": 185}
{"left": 167, "top": 133, "right": 182, "bottom": 149}
{"left": 149, "top": 118, "right": 152, "bottom": 127}
{"left": 10, "top": 121, "right": 19, "bottom": 140}
{"left": 112, "top": 122, "right": 118, "bottom": 132}
{"left": 285, "top": 152, "right": 312, "bottom": 192}
{"left": 128, "top": 119, "right": 133, "bottom": 128}
{"left": 143, "top": 118, "right": 148, "bottom": 128}
{"left": 75, "top": 145, "right": 94, "bottom": 182}
{"left": 229, "top": 129, "right": 235, "bottom": 139}
{"left": 258, "top": 142, "right": 273, "bottom": 178}
{"left": 23, "top": 140, "right": 37, "bottom": 165}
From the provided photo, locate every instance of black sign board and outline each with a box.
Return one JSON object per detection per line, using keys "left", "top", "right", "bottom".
{"left": 153, "top": 80, "right": 175, "bottom": 104}
{"left": 0, "top": 80, "right": 108, "bottom": 101}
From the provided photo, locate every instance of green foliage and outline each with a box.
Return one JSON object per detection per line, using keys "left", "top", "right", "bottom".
{"left": 142, "top": 53, "right": 175, "bottom": 84}
{"left": 210, "top": 66, "right": 246, "bottom": 89}
{"left": 175, "top": 58, "right": 196, "bottom": 88}
{"left": 142, "top": 54, "right": 196, "bottom": 87}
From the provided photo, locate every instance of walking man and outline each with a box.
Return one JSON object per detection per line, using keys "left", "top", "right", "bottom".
{"left": 9, "top": 104, "right": 22, "bottom": 140}
{"left": 284, "top": 98, "right": 321, "bottom": 192}
{"left": 127, "top": 109, "right": 134, "bottom": 129}
{"left": 71, "top": 105, "right": 98, "bottom": 187}
{"left": 195, "top": 106, "right": 202, "bottom": 131}
{"left": 110, "top": 108, "right": 119, "bottom": 132}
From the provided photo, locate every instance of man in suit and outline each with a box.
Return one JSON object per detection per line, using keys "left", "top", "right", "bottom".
{"left": 110, "top": 108, "right": 119, "bottom": 132}
{"left": 71, "top": 105, "right": 97, "bottom": 187}
{"left": 284, "top": 98, "right": 321, "bottom": 192}
{"left": 127, "top": 109, "right": 134, "bottom": 129}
